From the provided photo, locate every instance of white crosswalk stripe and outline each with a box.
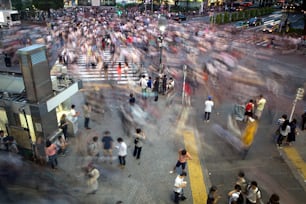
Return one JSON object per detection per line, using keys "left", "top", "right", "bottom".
{"left": 69, "top": 49, "right": 141, "bottom": 84}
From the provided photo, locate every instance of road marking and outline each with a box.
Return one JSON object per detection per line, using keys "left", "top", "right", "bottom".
{"left": 183, "top": 130, "right": 208, "bottom": 203}
{"left": 177, "top": 108, "right": 207, "bottom": 203}
{"left": 283, "top": 147, "right": 306, "bottom": 181}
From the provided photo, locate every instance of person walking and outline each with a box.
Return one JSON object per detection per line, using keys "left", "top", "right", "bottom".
{"left": 267, "top": 193, "right": 280, "bottom": 204}
{"left": 255, "top": 94, "right": 266, "bottom": 120}
{"left": 116, "top": 137, "right": 127, "bottom": 169}
{"left": 153, "top": 76, "right": 160, "bottom": 102}
{"left": 277, "top": 119, "right": 291, "bottom": 148}
{"left": 246, "top": 181, "right": 263, "bottom": 204}
{"left": 133, "top": 128, "right": 146, "bottom": 160}
{"left": 170, "top": 149, "right": 192, "bottom": 174}
{"left": 228, "top": 184, "right": 243, "bottom": 204}
{"left": 207, "top": 185, "right": 221, "bottom": 204}
{"left": 139, "top": 75, "right": 148, "bottom": 99}
{"left": 102, "top": 130, "right": 114, "bottom": 164}
{"left": 173, "top": 171, "right": 188, "bottom": 204}
{"left": 162, "top": 75, "right": 167, "bottom": 95}
{"left": 204, "top": 96, "right": 214, "bottom": 122}
{"left": 45, "top": 140, "right": 58, "bottom": 170}
{"left": 83, "top": 102, "right": 92, "bottom": 130}
{"left": 86, "top": 163, "right": 100, "bottom": 195}
{"left": 244, "top": 99, "right": 255, "bottom": 122}
{"left": 88, "top": 136, "right": 100, "bottom": 159}
{"left": 286, "top": 118, "right": 298, "bottom": 145}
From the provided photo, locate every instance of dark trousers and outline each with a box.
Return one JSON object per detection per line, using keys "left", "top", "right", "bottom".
{"left": 133, "top": 146, "right": 142, "bottom": 159}
{"left": 277, "top": 134, "right": 285, "bottom": 146}
{"left": 48, "top": 154, "right": 58, "bottom": 169}
{"left": 84, "top": 117, "right": 90, "bottom": 128}
{"left": 204, "top": 112, "right": 211, "bottom": 121}
{"left": 62, "top": 127, "right": 68, "bottom": 140}
{"left": 118, "top": 155, "right": 126, "bottom": 166}
{"left": 174, "top": 190, "right": 185, "bottom": 204}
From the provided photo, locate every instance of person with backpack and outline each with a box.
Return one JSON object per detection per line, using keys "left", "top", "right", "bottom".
{"left": 228, "top": 184, "right": 244, "bottom": 204}
{"left": 246, "top": 181, "right": 263, "bottom": 204}
{"left": 244, "top": 99, "right": 254, "bottom": 122}
{"left": 235, "top": 171, "right": 247, "bottom": 194}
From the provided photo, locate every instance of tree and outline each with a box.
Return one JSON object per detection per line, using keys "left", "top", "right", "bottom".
{"left": 32, "top": 0, "right": 64, "bottom": 11}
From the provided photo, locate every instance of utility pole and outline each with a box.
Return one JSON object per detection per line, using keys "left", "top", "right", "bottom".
{"left": 289, "top": 88, "right": 304, "bottom": 122}
{"left": 182, "top": 65, "right": 187, "bottom": 105}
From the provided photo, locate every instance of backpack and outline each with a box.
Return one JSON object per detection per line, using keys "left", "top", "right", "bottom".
{"left": 237, "top": 193, "right": 244, "bottom": 204}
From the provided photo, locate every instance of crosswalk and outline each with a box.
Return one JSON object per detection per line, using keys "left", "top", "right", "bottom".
{"left": 68, "top": 49, "right": 142, "bottom": 85}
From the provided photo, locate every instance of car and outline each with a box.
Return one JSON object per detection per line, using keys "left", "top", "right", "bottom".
{"left": 262, "top": 24, "right": 279, "bottom": 33}
{"left": 172, "top": 14, "right": 187, "bottom": 22}
{"left": 248, "top": 17, "right": 262, "bottom": 26}
{"left": 234, "top": 21, "right": 249, "bottom": 30}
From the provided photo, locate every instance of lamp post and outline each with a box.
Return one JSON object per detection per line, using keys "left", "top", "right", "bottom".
{"left": 289, "top": 88, "right": 304, "bottom": 122}
{"left": 158, "top": 15, "right": 167, "bottom": 73}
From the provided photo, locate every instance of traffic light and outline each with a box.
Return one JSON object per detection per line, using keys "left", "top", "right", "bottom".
{"left": 296, "top": 88, "right": 304, "bottom": 100}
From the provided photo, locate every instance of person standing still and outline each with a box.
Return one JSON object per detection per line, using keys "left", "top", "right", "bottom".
{"left": 133, "top": 128, "right": 146, "bottom": 160}
{"left": 83, "top": 102, "right": 92, "bottom": 129}
{"left": 153, "top": 76, "right": 160, "bottom": 102}
{"left": 45, "top": 140, "right": 58, "bottom": 170}
{"left": 170, "top": 149, "right": 192, "bottom": 174}
{"left": 173, "top": 171, "right": 188, "bottom": 204}
{"left": 116, "top": 137, "right": 127, "bottom": 169}
{"left": 207, "top": 185, "right": 221, "bottom": 204}
{"left": 59, "top": 114, "right": 68, "bottom": 140}
{"left": 255, "top": 94, "right": 266, "bottom": 120}
{"left": 204, "top": 96, "right": 214, "bottom": 122}
{"left": 102, "top": 131, "right": 114, "bottom": 164}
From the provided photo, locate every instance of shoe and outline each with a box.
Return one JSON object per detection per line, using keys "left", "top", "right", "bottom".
{"left": 207, "top": 120, "right": 210, "bottom": 123}
{"left": 169, "top": 171, "right": 174, "bottom": 174}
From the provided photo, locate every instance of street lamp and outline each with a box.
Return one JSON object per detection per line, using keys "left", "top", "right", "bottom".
{"left": 158, "top": 15, "right": 167, "bottom": 73}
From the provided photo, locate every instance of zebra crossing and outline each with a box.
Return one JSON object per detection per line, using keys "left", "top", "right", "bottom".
{"left": 69, "top": 49, "right": 141, "bottom": 84}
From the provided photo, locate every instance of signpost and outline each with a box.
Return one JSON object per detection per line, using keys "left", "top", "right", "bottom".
{"left": 289, "top": 87, "right": 304, "bottom": 122}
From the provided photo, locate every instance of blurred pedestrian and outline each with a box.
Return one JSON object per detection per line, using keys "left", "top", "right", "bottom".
{"left": 117, "top": 62, "right": 122, "bottom": 80}
{"left": 228, "top": 184, "right": 243, "bottom": 204}
{"left": 133, "top": 128, "right": 146, "bottom": 160}
{"left": 45, "top": 140, "right": 58, "bottom": 170}
{"left": 139, "top": 75, "right": 148, "bottom": 99}
{"left": 83, "top": 102, "right": 92, "bottom": 130}
{"left": 301, "top": 110, "right": 306, "bottom": 130}
{"left": 162, "top": 75, "right": 167, "bottom": 95}
{"left": 59, "top": 114, "right": 69, "bottom": 140}
{"left": 7, "top": 137, "right": 18, "bottom": 154}
{"left": 204, "top": 96, "right": 214, "bottom": 122}
{"left": 88, "top": 136, "right": 100, "bottom": 159}
{"left": 267, "top": 193, "right": 280, "bottom": 204}
{"left": 35, "top": 137, "right": 46, "bottom": 165}
{"left": 70, "top": 104, "right": 80, "bottom": 119}
{"left": 183, "top": 82, "right": 192, "bottom": 106}
{"left": 236, "top": 171, "right": 247, "bottom": 194}
{"left": 286, "top": 118, "right": 297, "bottom": 145}
{"left": 207, "top": 185, "right": 221, "bottom": 204}
{"left": 170, "top": 149, "right": 192, "bottom": 174}
{"left": 173, "top": 171, "right": 188, "bottom": 204}
{"left": 255, "top": 94, "right": 266, "bottom": 120}
{"left": 55, "top": 135, "right": 68, "bottom": 156}
{"left": 244, "top": 99, "right": 255, "bottom": 122}
{"left": 246, "top": 181, "right": 262, "bottom": 204}
{"left": 277, "top": 119, "right": 290, "bottom": 148}
{"left": 116, "top": 137, "right": 127, "bottom": 169}
{"left": 102, "top": 131, "right": 114, "bottom": 164}
{"left": 129, "top": 93, "right": 136, "bottom": 105}
{"left": 86, "top": 163, "right": 100, "bottom": 195}
{"left": 0, "top": 130, "right": 7, "bottom": 151}
{"left": 153, "top": 76, "right": 160, "bottom": 102}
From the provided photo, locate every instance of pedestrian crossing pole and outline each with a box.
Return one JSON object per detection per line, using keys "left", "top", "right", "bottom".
{"left": 289, "top": 88, "right": 304, "bottom": 122}
{"left": 182, "top": 65, "right": 187, "bottom": 105}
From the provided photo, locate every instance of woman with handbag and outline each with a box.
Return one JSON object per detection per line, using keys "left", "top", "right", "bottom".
{"left": 133, "top": 128, "right": 146, "bottom": 160}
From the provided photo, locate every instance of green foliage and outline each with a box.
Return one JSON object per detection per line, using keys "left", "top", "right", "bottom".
{"left": 224, "top": 12, "right": 230, "bottom": 23}
{"left": 12, "top": 0, "right": 32, "bottom": 10}
{"left": 216, "top": 13, "right": 222, "bottom": 24}
{"left": 33, "top": 0, "right": 64, "bottom": 11}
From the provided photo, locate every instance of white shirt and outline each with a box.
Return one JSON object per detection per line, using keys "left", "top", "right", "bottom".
{"left": 117, "top": 142, "right": 127, "bottom": 156}
{"left": 204, "top": 100, "right": 214, "bottom": 112}
{"left": 228, "top": 192, "right": 240, "bottom": 204}
{"left": 173, "top": 175, "right": 185, "bottom": 193}
{"left": 139, "top": 78, "right": 148, "bottom": 89}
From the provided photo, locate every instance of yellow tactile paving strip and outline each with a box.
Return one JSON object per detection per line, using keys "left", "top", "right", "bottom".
{"left": 177, "top": 108, "right": 207, "bottom": 203}
{"left": 283, "top": 147, "right": 306, "bottom": 181}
